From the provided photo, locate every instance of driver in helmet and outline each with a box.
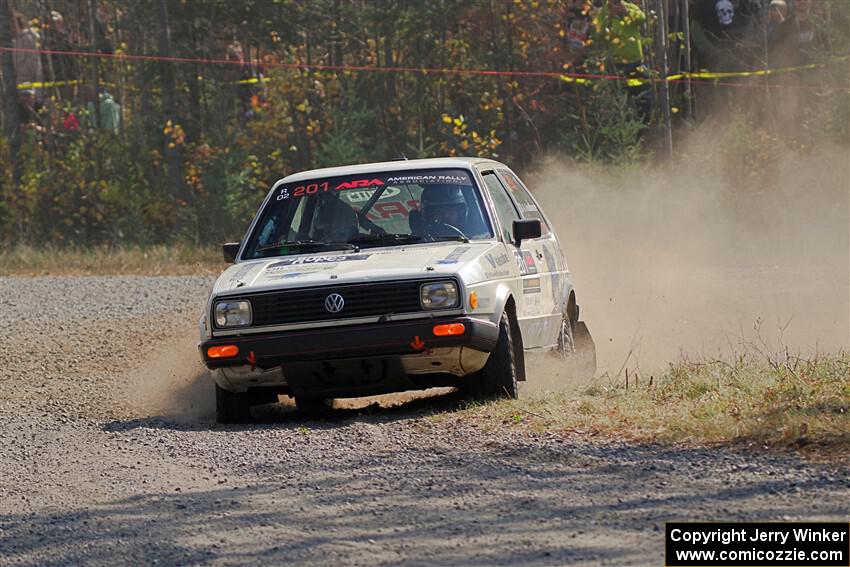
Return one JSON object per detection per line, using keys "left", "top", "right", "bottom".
{"left": 419, "top": 184, "right": 468, "bottom": 239}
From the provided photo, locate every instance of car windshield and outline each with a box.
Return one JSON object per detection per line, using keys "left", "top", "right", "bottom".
{"left": 243, "top": 168, "right": 493, "bottom": 259}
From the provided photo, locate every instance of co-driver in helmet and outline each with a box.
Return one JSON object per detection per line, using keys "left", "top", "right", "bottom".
{"left": 419, "top": 184, "right": 468, "bottom": 239}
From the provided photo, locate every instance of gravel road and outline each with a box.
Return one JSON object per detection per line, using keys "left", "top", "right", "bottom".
{"left": 0, "top": 276, "right": 847, "bottom": 566}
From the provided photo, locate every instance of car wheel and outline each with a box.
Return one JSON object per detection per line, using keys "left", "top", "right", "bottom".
{"left": 553, "top": 314, "right": 596, "bottom": 379}
{"left": 475, "top": 311, "right": 519, "bottom": 399}
{"left": 554, "top": 314, "right": 576, "bottom": 358}
{"left": 295, "top": 396, "right": 333, "bottom": 416}
{"left": 215, "top": 384, "right": 252, "bottom": 424}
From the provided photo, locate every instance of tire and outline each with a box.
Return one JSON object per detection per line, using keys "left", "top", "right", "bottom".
{"left": 553, "top": 315, "right": 597, "bottom": 379}
{"left": 475, "top": 311, "right": 519, "bottom": 399}
{"left": 215, "top": 384, "right": 252, "bottom": 424}
{"left": 553, "top": 314, "right": 576, "bottom": 359}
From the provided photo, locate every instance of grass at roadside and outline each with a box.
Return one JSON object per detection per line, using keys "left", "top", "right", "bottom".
{"left": 450, "top": 351, "right": 850, "bottom": 461}
{"left": 0, "top": 245, "right": 226, "bottom": 276}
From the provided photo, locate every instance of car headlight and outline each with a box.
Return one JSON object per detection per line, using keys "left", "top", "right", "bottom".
{"left": 214, "top": 300, "right": 252, "bottom": 327}
{"left": 420, "top": 281, "right": 459, "bottom": 310}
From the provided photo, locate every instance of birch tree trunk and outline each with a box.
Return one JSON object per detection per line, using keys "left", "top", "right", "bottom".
{"left": 157, "top": 0, "right": 189, "bottom": 219}
{"left": 0, "top": 0, "right": 21, "bottom": 191}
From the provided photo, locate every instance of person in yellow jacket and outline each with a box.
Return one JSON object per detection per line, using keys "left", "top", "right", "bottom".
{"left": 592, "top": 0, "right": 650, "bottom": 121}
{"left": 592, "top": 0, "right": 646, "bottom": 68}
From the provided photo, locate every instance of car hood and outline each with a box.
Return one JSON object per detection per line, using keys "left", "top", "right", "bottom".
{"left": 213, "top": 241, "right": 500, "bottom": 296}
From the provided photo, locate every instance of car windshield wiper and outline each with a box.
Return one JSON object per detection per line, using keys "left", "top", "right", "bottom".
{"left": 348, "top": 233, "right": 424, "bottom": 246}
{"left": 255, "top": 240, "right": 360, "bottom": 254}
{"left": 430, "top": 235, "right": 470, "bottom": 243}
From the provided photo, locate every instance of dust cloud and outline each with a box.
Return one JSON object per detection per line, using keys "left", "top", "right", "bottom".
{"left": 126, "top": 325, "right": 215, "bottom": 421}
{"left": 528, "top": 125, "right": 849, "bottom": 378}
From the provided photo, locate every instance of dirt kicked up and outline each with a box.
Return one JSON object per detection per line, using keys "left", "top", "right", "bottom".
{"left": 0, "top": 275, "right": 847, "bottom": 566}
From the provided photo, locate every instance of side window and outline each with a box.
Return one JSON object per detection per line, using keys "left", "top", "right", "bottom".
{"left": 498, "top": 169, "right": 550, "bottom": 234}
{"left": 482, "top": 172, "right": 521, "bottom": 243}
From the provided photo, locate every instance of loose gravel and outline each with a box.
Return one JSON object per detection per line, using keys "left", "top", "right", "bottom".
{"left": 0, "top": 276, "right": 847, "bottom": 566}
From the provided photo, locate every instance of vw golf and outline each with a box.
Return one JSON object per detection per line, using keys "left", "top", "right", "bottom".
{"left": 199, "top": 157, "right": 594, "bottom": 423}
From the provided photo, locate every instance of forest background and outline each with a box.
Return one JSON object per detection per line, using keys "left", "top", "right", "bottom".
{"left": 0, "top": 0, "right": 847, "bottom": 248}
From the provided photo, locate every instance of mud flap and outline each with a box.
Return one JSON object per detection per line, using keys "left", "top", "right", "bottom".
{"left": 282, "top": 356, "right": 409, "bottom": 398}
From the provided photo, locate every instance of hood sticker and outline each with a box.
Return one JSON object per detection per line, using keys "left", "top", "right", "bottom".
{"left": 229, "top": 263, "right": 258, "bottom": 283}
{"left": 266, "top": 254, "right": 371, "bottom": 270}
{"left": 266, "top": 265, "right": 335, "bottom": 280}
{"left": 436, "top": 246, "right": 471, "bottom": 265}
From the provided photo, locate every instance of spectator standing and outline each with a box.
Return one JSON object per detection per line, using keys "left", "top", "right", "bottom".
{"left": 566, "top": 2, "right": 592, "bottom": 62}
{"left": 42, "top": 10, "right": 78, "bottom": 100}
{"left": 592, "top": 0, "right": 645, "bottom": 68}
{"left": 768, "top": 0, "right": 822, "bottom": 66}
{"left": 691, "top": 0, "right": 758, "bottom": 71}
{"left": 84, "top": 88, "right": 121, "bottom": 133}
{"left": 766, "top": 0, "right": 789, "bottom": 44}
{"left": 12, "top": 14, "right": 43, "bottom": 99}
{"left": 592, "top": 0, "right": 650, "bottom": 121}
{"left": 225, "top": 38, "right": 252, "bottom": 117}
{"left": 98, "top": 90, "right": 120, "bottom": 133}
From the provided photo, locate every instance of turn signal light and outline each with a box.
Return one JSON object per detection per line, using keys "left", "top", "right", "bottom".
{"left": 433, "top": 323, "right": 466, "bottom": 337}
{"left": 207, "top": 345, "right": 239, "bottom": 358}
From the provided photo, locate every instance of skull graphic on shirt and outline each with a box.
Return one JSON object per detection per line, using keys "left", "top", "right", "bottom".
{"left": 715, "top": 0, "right": 735, "bottom": 26}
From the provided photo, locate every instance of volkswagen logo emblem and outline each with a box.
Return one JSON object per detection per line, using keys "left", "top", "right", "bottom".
{"left": 324, "top": 293, "right": 345, "bottom": 313}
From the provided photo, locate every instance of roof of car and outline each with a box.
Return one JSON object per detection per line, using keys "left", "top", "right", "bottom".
{"left": 277, "top": 157, "right": 505, "bottom": 185}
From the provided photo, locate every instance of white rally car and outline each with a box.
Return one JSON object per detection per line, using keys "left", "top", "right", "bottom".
{"left": 200, "top": 157, "right": 594, "bottom": 423}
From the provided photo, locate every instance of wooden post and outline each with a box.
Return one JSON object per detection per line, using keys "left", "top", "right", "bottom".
{"left": 683, "top": 0, "right": 694, "bottom": 120}
{"left": 658, "top": 0, "right": 674, "bottom": 160}
{"left": 157, "top": 0, "right": 188, "bottom": 213}
{"left": 88, "top": 0, "right": 99, "bottom": 124}
{"left": 0, "top": 0, "right": 18, "bottom": 142}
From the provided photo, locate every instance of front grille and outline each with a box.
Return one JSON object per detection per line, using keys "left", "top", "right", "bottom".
{"left": 230, "top": 279, "right": 455, "bottom": 328}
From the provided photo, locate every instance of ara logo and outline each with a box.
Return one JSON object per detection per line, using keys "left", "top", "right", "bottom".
{"left": 335, "top": 178, "right": 385, "bottom": 190}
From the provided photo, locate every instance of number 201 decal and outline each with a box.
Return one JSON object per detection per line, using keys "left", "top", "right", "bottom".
{"left": 292, "top": 181, "right": 330, "bottom": 197}
{"left": 277, "top": 182, "right": 330, "bottom": 200}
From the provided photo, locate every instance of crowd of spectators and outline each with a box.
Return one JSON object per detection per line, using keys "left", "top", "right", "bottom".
{"left": 3, "top": 0, "right": 834, "bottom": 141}
{"left": 7, "top": 7, "right": 119, "bottom": 152}
{"left": 690, "top": 0, "right": 825, "bottom": 71}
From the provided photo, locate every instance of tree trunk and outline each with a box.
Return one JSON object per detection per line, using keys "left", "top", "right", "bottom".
{"left": 157, "top": 0, "right": 188, "bottom": 212}
{"left": 88, "top": 0, "right": 100, "bottom": 125}
{"left": 0, "top": 0, "right": 18, "bottom": 142}
{"left": 0, "top": 0, "right": 21, "bottom": 191}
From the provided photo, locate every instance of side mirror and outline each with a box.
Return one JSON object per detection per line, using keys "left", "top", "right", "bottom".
{"left": 512, "top": 219, "right": 542, "bottom": 246}
{"left": 222, "top": 242, "right": 241, "bottom": 263}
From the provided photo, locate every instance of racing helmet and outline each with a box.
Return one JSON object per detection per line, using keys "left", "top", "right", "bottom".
{"left": 420, "top": 184, "right": 467, "bottom": 227}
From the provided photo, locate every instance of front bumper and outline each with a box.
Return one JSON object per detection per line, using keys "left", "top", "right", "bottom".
{"left": 200, "top": 316, "right": 498, "bottom": 371}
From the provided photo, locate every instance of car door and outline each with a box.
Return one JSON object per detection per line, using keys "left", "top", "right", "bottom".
{"left": 496, "top": 168, "right": 566, "bottom": 348}
{"left": 479, "top": 170, "right": 548, "bottom": 348}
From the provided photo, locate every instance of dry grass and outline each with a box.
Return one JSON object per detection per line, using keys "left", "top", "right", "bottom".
{"left": 450, "top": 350, "right": 850, "bottom": 461}
{"left": 0, "top": 245, "right": 226, "bottom": 276}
